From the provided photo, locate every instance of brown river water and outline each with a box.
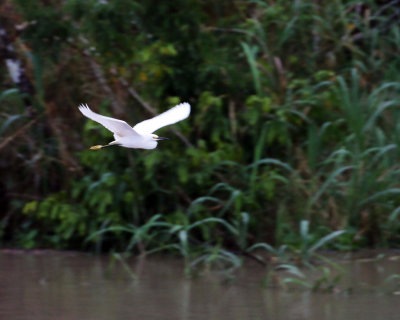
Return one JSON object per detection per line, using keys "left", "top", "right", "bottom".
{"left": 0, "top": 250, "right": 399, "bottom": 320}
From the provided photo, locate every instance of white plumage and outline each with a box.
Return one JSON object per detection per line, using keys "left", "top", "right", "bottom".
{"left": 78, "top": 102, "right": 190, "bottom": 150}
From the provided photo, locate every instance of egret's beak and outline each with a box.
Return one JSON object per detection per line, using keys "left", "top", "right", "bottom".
{"left": 156, "top": 137, "right": 169, "bottom": 141}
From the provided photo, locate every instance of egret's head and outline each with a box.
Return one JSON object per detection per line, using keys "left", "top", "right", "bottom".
{"left": 152, "top": 134, "right": 169, "bottom": 141}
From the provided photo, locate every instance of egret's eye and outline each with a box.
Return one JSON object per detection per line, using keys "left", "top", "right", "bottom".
{"left": 153, "top": 135, "right": 159, "bottom": 139}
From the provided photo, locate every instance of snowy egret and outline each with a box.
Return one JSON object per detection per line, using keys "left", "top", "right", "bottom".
{"left": 78, "top": 102, "right": 190, "bottom": 150}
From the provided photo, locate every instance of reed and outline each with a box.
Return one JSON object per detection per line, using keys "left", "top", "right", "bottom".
{"left": 1, "top": 0, "right": 399, "bottom": 258}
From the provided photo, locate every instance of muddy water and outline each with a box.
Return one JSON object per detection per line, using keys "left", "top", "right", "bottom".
{"left": 0, "top": 251, "right": 399, "bottom": 320}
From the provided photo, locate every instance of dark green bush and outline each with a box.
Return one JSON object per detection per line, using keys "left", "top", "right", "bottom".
{"left": 1, "top": 0, "right": 400, "bottom": 253}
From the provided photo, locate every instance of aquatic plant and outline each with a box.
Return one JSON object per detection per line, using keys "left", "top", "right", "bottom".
{"left": 1, "top": 0, "right": 400, "bottom": 255}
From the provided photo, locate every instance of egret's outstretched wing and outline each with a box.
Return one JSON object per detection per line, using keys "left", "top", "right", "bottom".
{"left": 78, "top": 104, "right": 139, "bottom": 138}
{"left": 133, "top": 102, "right": 191, "bottom": 134}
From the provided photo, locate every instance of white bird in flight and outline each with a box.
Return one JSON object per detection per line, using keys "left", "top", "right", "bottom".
{"left": 78, "top": 102, "right": 190, "bottom": 150}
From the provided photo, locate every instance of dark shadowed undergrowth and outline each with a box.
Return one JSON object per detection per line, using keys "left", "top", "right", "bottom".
{"left": 1, "top": 0, "right": 400, "bottom": 280}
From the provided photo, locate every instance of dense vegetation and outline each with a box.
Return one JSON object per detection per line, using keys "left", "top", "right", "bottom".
{"left": 1, "top": 0, "right": 400, "bottom": 267}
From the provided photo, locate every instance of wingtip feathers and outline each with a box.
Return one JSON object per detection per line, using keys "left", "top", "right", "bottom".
{"left": 78, "top": 103, "right": 89, "bottom": 110}
{"left": 78, "top": 103, "right": 92, "bottom": 117}
{"left": 176, "top": 102, "right": 191, "bottom": 118}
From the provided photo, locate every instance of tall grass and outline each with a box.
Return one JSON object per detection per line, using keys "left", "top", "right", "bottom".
{"left": 1, "top": 0, "right": 400, "bottom": 257}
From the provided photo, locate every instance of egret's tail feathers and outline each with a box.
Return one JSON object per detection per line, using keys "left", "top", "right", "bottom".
{"left": 90, "top": 145, "right": 104, "bottom": 150}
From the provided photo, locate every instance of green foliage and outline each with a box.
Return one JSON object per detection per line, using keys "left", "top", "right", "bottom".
{"left": 1, "top": 0, "right": 400, "bottom": 260}
{"left": 289, "top": 220, "right": 346, "bottom": 264}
